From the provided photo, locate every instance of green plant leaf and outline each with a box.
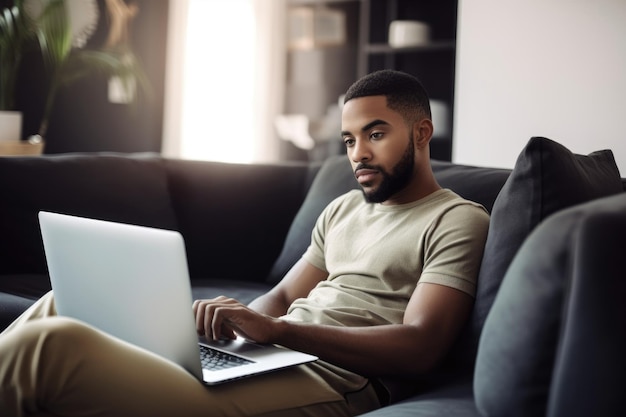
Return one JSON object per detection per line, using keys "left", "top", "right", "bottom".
{"left": 32, "top": 0, "right": 150, "bottom": 137}
{"left": 1, "top": 0, "right": 149, "bottom": 133}
{"left": 0, "top": 0, "right": 35, "bottom": 110}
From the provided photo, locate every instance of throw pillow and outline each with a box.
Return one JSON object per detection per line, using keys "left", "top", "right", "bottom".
{"left": 446, "top": 136, "right": 623, "bottom": 373}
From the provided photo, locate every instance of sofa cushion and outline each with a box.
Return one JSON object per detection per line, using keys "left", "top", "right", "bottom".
{"left": 191, "top": 279, "right": 272, "bottom": 306}
{"left": 358, "top": 381, "right": 481, "bottom": 417}
{"left": 445, "top": 137, "right": 623, "bottom": 373}
{"left": 0, "top": 153, "right": 178, "bottom": 275}
{"left": 0, "top": 292, "right": 39, "bottom": 331}
{"left": 165, "top": 158, "right": 317, "bottom": 283}
{"left": 474, "top": 192, "right": 626, "bottom": 417}
{"left": 266, "top": 155, "right": 357, "bottom": 284}
{"left": 430, "top": 160, "right": 510, "bottom": 213}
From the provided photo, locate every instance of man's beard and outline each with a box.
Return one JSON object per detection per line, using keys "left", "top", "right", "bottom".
{"left": 359, "top": 136, "right": 415, "bottom": 203}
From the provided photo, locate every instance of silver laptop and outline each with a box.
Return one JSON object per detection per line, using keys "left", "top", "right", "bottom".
{"left": 38, "top": 211, "right": 317, "bottom": 385}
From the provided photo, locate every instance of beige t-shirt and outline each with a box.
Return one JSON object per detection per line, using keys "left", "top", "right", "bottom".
{"left": 286, "top": 188, "right": 490, "bottom": 327}
{"left": 283, "top": 188, "right": 489, "bottom": 399}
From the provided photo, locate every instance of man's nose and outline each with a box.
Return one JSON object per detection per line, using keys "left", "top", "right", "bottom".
{"left": 351, "top": 139, "right": 372, "bottom": 162}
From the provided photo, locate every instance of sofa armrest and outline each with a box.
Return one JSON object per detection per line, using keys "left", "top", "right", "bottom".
{"left": 475, "top": 192, "right": 626, "bottom": 417}
{"left": 548, "top": 205, "right": 626, "bottom": 417}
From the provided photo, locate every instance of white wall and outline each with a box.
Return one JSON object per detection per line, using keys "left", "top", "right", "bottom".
{"left": 453, "top": 0, "right": 626, "bottom": 175}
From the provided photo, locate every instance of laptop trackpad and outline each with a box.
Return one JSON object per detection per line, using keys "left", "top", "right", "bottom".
{"left": 204, "top": 337, "right": 297, "bottom": 359}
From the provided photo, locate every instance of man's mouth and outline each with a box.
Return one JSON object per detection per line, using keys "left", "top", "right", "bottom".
{"left": 355, "top": 168, "right": 379, "bottom": 184}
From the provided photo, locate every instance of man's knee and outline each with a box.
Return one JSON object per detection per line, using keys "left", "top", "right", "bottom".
{"left": 5, "top": 316, "right": 101, "bottom": 357}
{"left": 1, "top": 317, "right": 94, "bottom": 377}
{"left": 0, "top": 317, "right": 105, "bottom": 415}
{"left": 39, "top": 317, "right": 103, "bottom": 348}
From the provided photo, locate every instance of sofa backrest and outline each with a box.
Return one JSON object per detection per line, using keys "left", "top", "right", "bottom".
{"left": 165, "top": 158, "right": 319, "bottom": 283}
{"left": 0, "top": 153, "right": 324, "bottom": 298}
{"left": 0, "top": 153, "right": 178, "bottom": 275}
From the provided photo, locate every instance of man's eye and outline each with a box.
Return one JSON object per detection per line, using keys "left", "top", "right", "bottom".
{"left": 343, "top": 138, "right": 355, "bottom": 147}
{"left": 370, "top": 132, "right": 384, "bottom": 140}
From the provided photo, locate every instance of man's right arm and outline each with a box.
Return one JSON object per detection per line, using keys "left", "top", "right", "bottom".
{"left": 247, "top": 258, "right": 327, "bottom": 317}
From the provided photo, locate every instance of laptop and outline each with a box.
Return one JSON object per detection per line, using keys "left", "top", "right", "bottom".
{"left": 38, "top": 211, "right": 317, "bottom": 385}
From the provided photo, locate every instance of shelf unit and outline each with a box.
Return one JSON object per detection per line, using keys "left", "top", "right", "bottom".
{"left": 358, "top": 0, "right": 458, "bottom": 161}
{"left": 363, "top": 41, "right": 456, "bottom": 54}
{"left": 283, "top": 0, "right": 457, "bottom": 161}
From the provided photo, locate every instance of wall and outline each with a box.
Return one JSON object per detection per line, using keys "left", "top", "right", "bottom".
{"left": 453, "top": 0, "right": 626, "bottom": 175}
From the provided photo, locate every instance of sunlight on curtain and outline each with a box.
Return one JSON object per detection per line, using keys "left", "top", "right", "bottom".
{"left": 180, "top": 0, "right": 256, "bottom": 163}
{"left": 163, "top": 0, "right": 285, "bottom": 163}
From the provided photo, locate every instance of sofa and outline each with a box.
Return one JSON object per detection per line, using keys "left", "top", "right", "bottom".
{"left": 1, "top": 136, "right": 624, "bottom": 416}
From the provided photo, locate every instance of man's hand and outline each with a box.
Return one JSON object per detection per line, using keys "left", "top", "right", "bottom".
{"left": 192, "top": 296, "right": 283, "bottom": 343}
{"left": 191, "top": 259, "right": 325, "bottom": 345}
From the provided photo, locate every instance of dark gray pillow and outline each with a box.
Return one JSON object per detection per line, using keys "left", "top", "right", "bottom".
{"left": 474, "top": 137, "right": 622, "bottom": 330}
{"left": 474, "top": 192, "right": 626, "bottom": 417}
{"left": 445, "top": 137, "right": 623, "bottom": 373}
{"left": 431, "top": 160, "right": 510, "bottom": 213}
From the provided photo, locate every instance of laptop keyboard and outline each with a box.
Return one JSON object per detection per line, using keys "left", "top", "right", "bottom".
{"left": 199, "top": 344, "right": 253, "bottom": 371}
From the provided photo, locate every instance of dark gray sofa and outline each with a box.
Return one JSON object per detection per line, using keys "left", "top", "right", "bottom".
{"left": 1, "top": 136, "right": 624, "bottom": 416}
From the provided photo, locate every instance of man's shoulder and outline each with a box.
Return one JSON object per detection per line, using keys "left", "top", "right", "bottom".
{"left": 434, "top": 189, "right": 491, "bottom": 228}
{"left": 437, "top": 189, "right": 489, "bottom": 213}
{"left": 419, "top": 189, "right": 490, "bottom": 229}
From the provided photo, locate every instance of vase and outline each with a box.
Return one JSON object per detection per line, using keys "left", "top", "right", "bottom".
{"left": 0, "top": 111, "right": 22, "bottom": 142}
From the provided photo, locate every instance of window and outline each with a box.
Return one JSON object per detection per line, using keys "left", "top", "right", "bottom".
{"left": 164, "top": 0, "right": 285, "bottom": 164}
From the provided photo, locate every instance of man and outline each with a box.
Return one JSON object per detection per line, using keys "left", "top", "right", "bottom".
{"left": 0, "top": 70, "right": 489, "bottom": 417}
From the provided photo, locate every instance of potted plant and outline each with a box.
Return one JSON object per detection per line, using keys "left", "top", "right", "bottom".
{"left": 1, "top": 0, "right": 148, "bottom": 154}
{"left": 30, "top": 0, "right": 148, "bottom": 143}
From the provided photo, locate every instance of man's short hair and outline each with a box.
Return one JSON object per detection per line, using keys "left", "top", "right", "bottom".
{"left": 344, "top": 69, "right": 432, "bottom": 122}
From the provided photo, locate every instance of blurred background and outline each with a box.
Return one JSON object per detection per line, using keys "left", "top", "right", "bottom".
{"left": 2, "top": 0, "right": 625, "bottom": 173}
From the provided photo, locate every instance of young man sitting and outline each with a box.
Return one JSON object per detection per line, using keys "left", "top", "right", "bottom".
{"left": 0, "top": 69, "right": 489, "bottom": 417}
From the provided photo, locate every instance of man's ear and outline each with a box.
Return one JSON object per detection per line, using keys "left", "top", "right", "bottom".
{"left": 412, "top": 118, "right": 434, "bottom": 149}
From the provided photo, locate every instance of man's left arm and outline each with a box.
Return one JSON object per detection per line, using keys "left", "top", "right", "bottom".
{"left": 270, "top": 283, "right": 473, "bottom": 376}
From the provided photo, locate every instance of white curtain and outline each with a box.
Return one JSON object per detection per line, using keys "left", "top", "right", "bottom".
{"left": 250, "top": 0, "right": 286, "bottom": 163}
{"left": 162, "top": 0, "right": 286, "bottom": 163}
{"left": 161, "top": 0, "right": 188, "bottom": 159}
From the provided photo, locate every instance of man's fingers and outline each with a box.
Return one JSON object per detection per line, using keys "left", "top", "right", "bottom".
{"left": 209, "top": 305, "right": 243, "bottom": 341}
{"left": 193, "top": 298, "right": 242, "bottom": 340}
{"left": 206, "top": 304, "right": 220, "bottom": 340}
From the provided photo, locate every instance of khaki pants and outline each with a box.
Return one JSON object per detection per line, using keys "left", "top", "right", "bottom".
{"left": 0, "top": 292, "right": 381, "bottom": 417}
